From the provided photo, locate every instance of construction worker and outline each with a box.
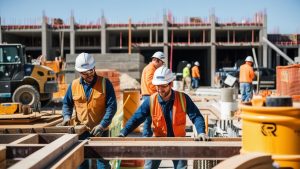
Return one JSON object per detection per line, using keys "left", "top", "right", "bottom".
{"left": 192, "top": 61, "right": 200, "bottom": 89}
{"left": 60, "top": 53, "right": 117, "bottom": 169}
{"left": 119, "top": 66, "right": 208, "bottom": 169}
{"left": 182, "top": 63, "right": 192, "bottom": 91}
{"left": 239, "top": 56, "right": 255, "bottom": 102}
{"left": 141, "top": 51, "right": 165, "bottom": 137}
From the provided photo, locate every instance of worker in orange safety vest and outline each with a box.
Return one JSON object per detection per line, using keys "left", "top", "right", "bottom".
{"left": 119, "top": 66, "right": 208, "bottom": 169}
{"left": 60, "top": 53, "right": 117, "bottom": 169}
{"left": 239, "top": 56, "right": 255, "bottom": 102}
{"left": 140, "top": 51, "right": 165, "bottom": 137}
{"left": 192, "top": 61, "right": 200, "bottom": 88}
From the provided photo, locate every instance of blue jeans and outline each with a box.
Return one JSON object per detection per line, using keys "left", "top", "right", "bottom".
{"left": 79, "top": 131, "right": 111, "bottom": 169}
{"left": 144, "top": 160, "right": 187, "bottom": 169}
{"left": 142, "top": 95, "right": 153, "bottom": 137}
{"left": 192, "top": 78, "right": 200, "bottom": 88}
{"left": 240, "top": 83, "right": 253, "bottom": 102}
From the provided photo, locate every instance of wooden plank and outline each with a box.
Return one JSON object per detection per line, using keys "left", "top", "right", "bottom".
{"left": 85, "top": 140, "right": 241, "bottom": 160}
{"left": 212, "top": 153, "right": 273, "bottom": 169}
{"left": 50, "top": 140, "right": 87, "bottom": 169}
{"left": 89, "top": 137, "right": 241, "bottom": 142}
{"left": 10, "top": 134, "right": 78, "bottom": 169}
{"left": 0, "top": 125, "right": 87, "bottom": 135}
{"left": 8, "top": 134, "right": 38, "bottom": 144}
{"left": 0, "top": 146, "right": 5, "bottom": 162}
{"left": 0, "top": 114, "right": 62, "bottom": 127}
{"left": 0, "top": 134, "right": 30, "bottom": 144}
{"left": 0, "top": 113, "right": 42, "bottom": 119}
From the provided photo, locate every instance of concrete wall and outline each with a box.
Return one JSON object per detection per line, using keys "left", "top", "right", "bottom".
{"left": 65, "top": 53, "right": 145, "bottom": 84}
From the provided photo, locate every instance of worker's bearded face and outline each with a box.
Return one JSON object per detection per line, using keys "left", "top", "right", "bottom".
{"left": 80, "top": 68, "right": 95, "bottom": 84}
{"left": 156, "top": 84, "right": 171, "bottom": 99}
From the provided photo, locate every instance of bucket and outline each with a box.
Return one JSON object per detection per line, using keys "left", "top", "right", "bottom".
{"left": 240, "top": 105, "right": 300, "bottom": 168}
{"left": 220, "top": 88, "right": 238, "bottom": 119}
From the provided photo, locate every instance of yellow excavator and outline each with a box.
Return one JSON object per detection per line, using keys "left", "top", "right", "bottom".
{"left": 0, "top": 43, "right": 58, "bottom": 113}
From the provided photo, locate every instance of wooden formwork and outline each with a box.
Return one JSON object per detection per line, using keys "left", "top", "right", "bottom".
{"left": 0, "top": 134, "right": 85, "bottom": 169}
{"left": 0, "top": 135, "right": 242, "bottom": 169}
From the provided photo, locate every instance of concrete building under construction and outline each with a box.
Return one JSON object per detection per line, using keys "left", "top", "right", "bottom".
{"left": 0, "top": 12, "right": 299, "bottom": 86}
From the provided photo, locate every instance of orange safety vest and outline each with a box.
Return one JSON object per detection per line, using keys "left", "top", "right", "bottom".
{"left": 141, "top": 62, "right": 157, "bottom": 95}
{"left": 71, "top": 76, "right": 106, "bottom": 130}
{"left": 150, "top": 91, "right": 187, "bottom": 137}
{"left": 239, "top": 63, "right": 255, "bottom": 83}
{"left": 192, "top": 66, "right": 200, "bottom": 78}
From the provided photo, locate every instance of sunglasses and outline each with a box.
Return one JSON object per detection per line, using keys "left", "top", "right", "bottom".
{"left": 80, "top": 68, "right": 94, "bottom": 76}
{"left": 157, "top": 84, "right": 169, "bottom": 88}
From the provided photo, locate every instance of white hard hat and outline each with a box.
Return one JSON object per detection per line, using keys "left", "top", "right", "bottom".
{"left": 194, "top": 61, "right": 199, "bottom": 66}
{"left": 245, "top": 56, "right": 254, "bottom": 62}
{"left": 151, "top": 51, "right": 165, "bottom": 61}
{"left": 152, "top": 66, "right": 175, "bottom": 85}
{"left": 75, "top": 53, "right": 95, "bottom": 72}
{"left": 187, "top": 63, "right": 191, "bottom": 68}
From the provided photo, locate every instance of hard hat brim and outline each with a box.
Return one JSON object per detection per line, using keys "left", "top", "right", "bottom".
{"left": 75, "top": 63, "right": 95, "bottom": 72}
{"left": 152, "top": 76, "right": 175, "bottom": 85}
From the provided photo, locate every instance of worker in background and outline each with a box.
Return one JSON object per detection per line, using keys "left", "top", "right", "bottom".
{"left": 192, "top": 61, "right": 200, "bottom": 89}
{"left": 182, "top": 63, "right": 192, "bottom": 91}
{"left": 60, "top": 53, "right": 117, "bottom": 169}
{"left": 119, "top": 66, "right": 208, "bottom": 169}
{"left": 141, "top": 51, "right": 165, "bottom": 137}
{"left": 239, "top": 56, "right": 255, "bottom": 102}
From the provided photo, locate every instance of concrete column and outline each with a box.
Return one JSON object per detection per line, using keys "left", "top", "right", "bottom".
{"left": 0, "top": 17, "right": 2, "bottom": 43}
{"left": 261, "top": 13, "right": 268, "bottom": 67}
{"left": 155, "top": 29, "right": 158, "bottom": 44}
{"left": 298, "top": 45, "right": 300, "bottom": 57}
{"left": 210, "top": 13, "right": 216, "bottom": 86}
{"left": 149, "top": 29, "right": 152, "bottom": 44}
{"left": 276, "top": 52, "right": 280, "bottom": 66}
{"left": 163, "top": 14, "right": 168, "bottom": 65}
{"left": 42, "top": 14, "right": 50, "bottom": 60}
{"left": 283, "top": 48, "right": 287, "bottom": 63}
{"left": 101, "top": 16, "right": 107, "bottom": 54}
{"left": 70, "top": 14, "right": 75, "bottom": 55}
{"left": 227, "top": 30, "right": 230, "bottom": 43}
{"left": 268, "top": 47, "right": 272, "bottom": 68}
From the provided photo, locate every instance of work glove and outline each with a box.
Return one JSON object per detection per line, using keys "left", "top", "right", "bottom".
{"left": 194, "top": 133, "right": 209, "bottom": 141}
{"left": 56, "top": 119, "right": 70, "bottom": 126}
{"left": 90, "top": 125, "right": 105, "bottom": 137}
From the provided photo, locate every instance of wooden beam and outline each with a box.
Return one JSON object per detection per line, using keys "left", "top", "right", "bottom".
{"left": 0, "top": 146, "right": 5, "bottom": 162}
{"left": 8, "top": 134, "right": 38, "bottom": 144}
{"left": 0, "top": 125, "right": 87, "bottom": 135}
{"left": 50, "top": 140, "right": 87, "bottom": 169}
{"left": 10, "top": 134, "right": 78, "bottom": 169}
{"left": 0, "top": 134, "right": 30, "bottom": 144}
{"left": 0, "top": 134, "right": 65, "bottom": 144}
{"left": 85, "top": 139, "right": 241, "bottom": 160}
{"left": 89, "top": 137, "right": 241, "bottom": 142}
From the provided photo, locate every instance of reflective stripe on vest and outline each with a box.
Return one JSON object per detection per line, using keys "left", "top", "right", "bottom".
{"left": 71, "top": 76, "right": 106, "bottom": 131}
{"left": 150, "top": 91, "right": 186, "bottom": 137}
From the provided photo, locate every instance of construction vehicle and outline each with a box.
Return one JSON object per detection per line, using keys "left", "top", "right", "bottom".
{"left": 0, "top": 43, "right": 58, "bottom": 110}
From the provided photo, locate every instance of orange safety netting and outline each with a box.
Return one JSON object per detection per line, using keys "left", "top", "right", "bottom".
{"left": 276, "top": 64, "right": 300, "bottom": 101}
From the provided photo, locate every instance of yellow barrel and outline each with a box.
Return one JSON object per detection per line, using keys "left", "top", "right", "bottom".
{"left": 123, "top": 90, "right": 141, "bottom": 132}
{"left": 240, "top": 105, "right": 300, "bottom": 168}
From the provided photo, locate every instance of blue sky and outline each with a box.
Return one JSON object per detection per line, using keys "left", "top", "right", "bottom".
{"left": 0, "top": 0, "right": 299, "bottom": 34}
